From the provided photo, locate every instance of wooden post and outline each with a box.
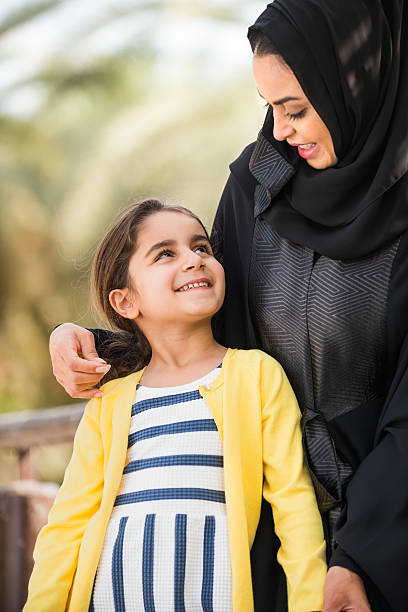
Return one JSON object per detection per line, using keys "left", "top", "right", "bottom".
{"left": 17, "top": 449, "right": 36, "bottom": 481}
{"left": 0, "top": 487, "right": 26, "bottom": 612}
{"left": 0, "top": 402, "right": 85, "bottom": 609}
{"left": 0, "top": 482, "right": 59, "bottom": 612}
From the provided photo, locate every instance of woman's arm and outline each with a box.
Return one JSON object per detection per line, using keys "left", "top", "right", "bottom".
{"left": 24, "top": 396, "right": 104, "bottom": 611}
{"left": 325, "top": 233, "right": 408, "bottom": 611}
{"left": 330, "top": 333, "right": 408, "bottom": 611}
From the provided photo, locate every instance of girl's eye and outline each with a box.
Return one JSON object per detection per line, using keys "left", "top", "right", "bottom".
{"left": 194, "top": 243, "right": 211, "bottom": 254}
{"left": 286, "top": 109, "right": 306, "bottom": 120}
{"left": 155, "top": 249, "right": 173, "bottom": 261}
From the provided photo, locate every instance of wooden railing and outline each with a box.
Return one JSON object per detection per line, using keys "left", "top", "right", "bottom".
{"left": 0, "top": 403, "right": 85, "bottom": 612}
{"left": 0, "top": 403, "right": 85, "bottom": 479}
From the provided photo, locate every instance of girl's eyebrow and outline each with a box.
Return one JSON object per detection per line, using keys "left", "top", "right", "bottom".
{"left": 144, "top": 234, "right": 209, "bottom": 259}
{"left": 191, "top": 233, "right": 210, "bottom": 243}
{"left": 144, "top": 239, "right": 174, "bottom": 259}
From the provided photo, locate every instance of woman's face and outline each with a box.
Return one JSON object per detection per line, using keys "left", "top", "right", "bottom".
{"left": 253, "top": 53, "right": 338, "bottom": 170}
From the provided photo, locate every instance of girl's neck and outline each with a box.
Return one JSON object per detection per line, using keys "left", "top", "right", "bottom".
{"left": 140, "top": 323, "right": 227, "bottom": 388}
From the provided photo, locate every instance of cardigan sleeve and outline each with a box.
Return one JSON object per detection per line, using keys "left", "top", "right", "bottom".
{"left": 24, "top": 397, "right": 104, "bottom": 612}
{"left": 260, "top": 357, "right": 327, "bottom": 612}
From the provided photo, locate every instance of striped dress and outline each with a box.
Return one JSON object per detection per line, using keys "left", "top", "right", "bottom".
{"left": 90, "top": 364, "right": 232, "bottom": 612}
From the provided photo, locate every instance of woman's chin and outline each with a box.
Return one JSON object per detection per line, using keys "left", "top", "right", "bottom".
{"left": 305, "top": 151, "right": 338, "bottom": 170}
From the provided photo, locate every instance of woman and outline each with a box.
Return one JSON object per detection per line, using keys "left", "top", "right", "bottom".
{"left": 50, "top": 1, "right": 408, "bottom": 610}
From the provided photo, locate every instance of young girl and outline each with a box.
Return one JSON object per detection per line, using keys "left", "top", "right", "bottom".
{"left": 24, "top": 199, "right": 326, "bottom": 612}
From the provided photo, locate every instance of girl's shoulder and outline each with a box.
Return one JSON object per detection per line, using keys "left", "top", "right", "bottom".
{"left": 99, "top": 368, "right": 143, "bottom": 397}
{"left": 227, "top": 347, "right": 285, "bottom": 374}
{"left": 224, "top": 349, "right": 293, "bottom": 406}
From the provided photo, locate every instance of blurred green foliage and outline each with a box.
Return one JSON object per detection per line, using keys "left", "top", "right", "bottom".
{"left": 0, "top": 0, "right": 264, "bottom": 417}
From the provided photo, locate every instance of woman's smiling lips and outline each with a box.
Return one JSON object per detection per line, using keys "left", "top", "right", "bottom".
{"left": 176, "top": 277, "right": 212, "bottom": 292}
{"left": 288, "top": 141, "right": 319, "bottom": 159}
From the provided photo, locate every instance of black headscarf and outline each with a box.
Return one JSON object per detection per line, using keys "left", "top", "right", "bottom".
{"left": 248, "top": 0, "right": 408, "bottom": 259}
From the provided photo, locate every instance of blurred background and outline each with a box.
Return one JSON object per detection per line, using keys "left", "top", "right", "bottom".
{"left": 0, "top": 0, "right": 266, "bottom": 482}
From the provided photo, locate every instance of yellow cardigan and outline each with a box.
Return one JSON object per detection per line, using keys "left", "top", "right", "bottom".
{"left": 24, "top": 348, "right": 326, "bottom": 612}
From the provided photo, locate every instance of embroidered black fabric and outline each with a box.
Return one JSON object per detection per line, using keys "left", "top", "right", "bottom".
{"left": 249, "top": 137, "right": 399, "bottom": 513}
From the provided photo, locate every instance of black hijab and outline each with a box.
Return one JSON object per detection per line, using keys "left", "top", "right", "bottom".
{"left": 247, "top": 0, "right": 408, "bottom": 259}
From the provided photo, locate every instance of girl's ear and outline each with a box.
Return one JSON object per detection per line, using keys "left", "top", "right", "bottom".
{"left": 109, "top": 288, "right": 139, "bottom": 320}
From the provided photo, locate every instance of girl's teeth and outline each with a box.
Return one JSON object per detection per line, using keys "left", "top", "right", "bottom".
{"left": 299, "top": 143, "right": 316, "bottom": 149}
{"left": 179, "top": 282, "right": 209, "bottom": 291}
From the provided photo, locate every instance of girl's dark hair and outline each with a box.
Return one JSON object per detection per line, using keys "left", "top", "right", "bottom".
{"left": 91, "top": 198, "right": 209, "bottom": 380}
{"left": 248, "top": 27, "right": 281, "bottom": 56}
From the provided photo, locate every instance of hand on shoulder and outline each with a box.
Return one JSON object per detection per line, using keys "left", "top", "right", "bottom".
{"left": 49, "top": 323, "right": 110, "bottom": 398}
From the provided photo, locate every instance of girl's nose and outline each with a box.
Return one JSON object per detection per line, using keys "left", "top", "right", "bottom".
{"left": 183, "top": 250, "right": 205, "bottom": 271}
{"left": 272, "top": 108, "right": 295, "bottom": 142}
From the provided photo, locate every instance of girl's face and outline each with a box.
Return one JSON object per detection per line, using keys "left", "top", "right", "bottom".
{"left": 114, "top": 211, "right": 225, "bottom": 330}
{"left": 253, "top": 53, "right": 338, "bottom": 170}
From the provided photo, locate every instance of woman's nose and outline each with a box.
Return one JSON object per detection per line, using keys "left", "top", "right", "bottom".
{"left": 273, "top": 108, "right": 295, "bottom": 141}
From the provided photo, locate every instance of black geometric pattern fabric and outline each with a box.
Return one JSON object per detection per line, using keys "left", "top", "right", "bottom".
{"left": 249, "top": 217, "right": 398, "bottom": 511}
{"left": 248, "top": 136, "right": 400, "bottom": 514}
{"left": 249, "top": 133, "right": 295, "bottom": 212}
{"left": 308, "top": 243, "right": 399, "bottom": 420}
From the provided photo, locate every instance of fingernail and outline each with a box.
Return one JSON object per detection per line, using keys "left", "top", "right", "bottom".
{"left": 94, "top": 358, "right": 107, "bottom": 364}
{"left": 95, "top": 365, "right": 111, "bottom": 373}
{"left": 94, "top": 391, "right": 104, "bottom": 397}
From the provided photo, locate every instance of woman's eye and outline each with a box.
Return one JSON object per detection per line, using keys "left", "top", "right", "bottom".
{"left": 287, "top": 109, "right": 306, "bottom": 120}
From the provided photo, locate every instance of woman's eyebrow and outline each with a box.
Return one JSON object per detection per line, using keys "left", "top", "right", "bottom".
{"left": 257, "top": 89, "right": 301, "bottom": 105}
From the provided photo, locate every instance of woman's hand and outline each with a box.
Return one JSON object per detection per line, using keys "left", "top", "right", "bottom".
{"left": 49, "top": 323, "right": 111, "bottom": 398}
{"left": 322, "top": 566, "right": 372, "bottom": 612}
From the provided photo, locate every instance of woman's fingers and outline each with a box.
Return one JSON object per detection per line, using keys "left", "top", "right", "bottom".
{"left": 49, "top": 323, "right": 111, "bottom": 398}
{"left": 59, "top": 367, "right": 109, "bottom": 386}
{"left": 62, "top": 349, "right": 108, "bottom": 376}
{"left": 55, "top": 352, "right": 110, "bottom": 398}
{"left": 322, "top": 566, "right": 372, "bottom": 612}
{"left": 55, "top": 374, "right": 105, "bottom": 399}
{"left": 77, "top": 327, "right": 103, "bottom": 362}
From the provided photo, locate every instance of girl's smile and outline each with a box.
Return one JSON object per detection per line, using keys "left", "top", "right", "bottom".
{"left": 176, "top": 277, "right": 211, "bottom": 292}
{"left": 114, "top": 210, "right": 225, "bottom": 328}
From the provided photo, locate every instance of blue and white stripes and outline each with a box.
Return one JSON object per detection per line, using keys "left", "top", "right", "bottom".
{"left": 123, "top": 454, "right": 224, "bottom": 474}
{"left": 91, "top": 365, "right": 232, "bottom": 611}
{"left": 142, "top": 514, "right": 156, "bottom": 611}
{"left": 131, "top": 390, "right": 202, "bottom": 416}
{"left": 127, "top": 419, "right": 218, "bottom": 448}
{"left": 112, "top": 516, "right": 128, "bottom": 611}
{"left": 202, "top": 516, "right": 216, "bottom": 612}
{"left": 92, "top": 512, "right": 230, "bottom": 611}
{"left": 174, "top": 514, "right": 187, "bottom": 612}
